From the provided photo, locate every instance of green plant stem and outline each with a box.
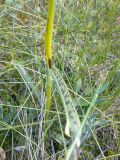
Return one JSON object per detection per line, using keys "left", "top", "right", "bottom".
{"left": 45, "top": 0, "right": 55, "bottom": 122}
{"left": 45, "top": 69, "right": 52, "bottom": 121}
{"left": 45, "top": 0, "right": 55, "bottom": 67}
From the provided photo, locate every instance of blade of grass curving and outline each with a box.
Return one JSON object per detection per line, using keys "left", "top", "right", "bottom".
{"left": 51, "top": 66, "right": 81, "bottom": 160}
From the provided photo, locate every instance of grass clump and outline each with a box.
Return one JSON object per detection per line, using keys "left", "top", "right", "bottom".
{"left": 0, "top": 0, "right": 120, "bottom": 160}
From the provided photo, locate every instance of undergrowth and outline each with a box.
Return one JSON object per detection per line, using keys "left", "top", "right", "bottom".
{"left": 0, "top": 0, "right": 120, "bottom": 160}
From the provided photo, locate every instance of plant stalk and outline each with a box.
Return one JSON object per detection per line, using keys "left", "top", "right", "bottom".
{"left": 45, "top": 0, "right": 55, "bottom": 121}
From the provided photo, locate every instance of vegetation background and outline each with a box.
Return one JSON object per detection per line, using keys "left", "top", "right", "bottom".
{"left": 0, "top": 0, "right": 120, "bottom": 159}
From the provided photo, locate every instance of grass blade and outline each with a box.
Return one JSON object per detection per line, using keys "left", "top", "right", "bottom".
{"left": 51, "top": 66, "right": 81, "bottom": 159}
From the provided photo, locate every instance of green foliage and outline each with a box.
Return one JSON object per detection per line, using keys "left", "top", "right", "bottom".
{"left": 0, "top": 0, "right": 120, "bottom": 159}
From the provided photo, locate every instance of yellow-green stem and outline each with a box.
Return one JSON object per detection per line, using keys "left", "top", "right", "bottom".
{"left": 45, "top": 69, "right": 52, "bottom": 121}
{"left": 45, "top": 0, "right": 55, "bottom": 68}
{"left": 45, "top": 0, "right": 55, "bottom": 121}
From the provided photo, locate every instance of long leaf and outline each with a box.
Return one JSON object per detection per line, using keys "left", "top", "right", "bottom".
{"left": 51, "top": 66, "right": 81, "bottom": 160}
